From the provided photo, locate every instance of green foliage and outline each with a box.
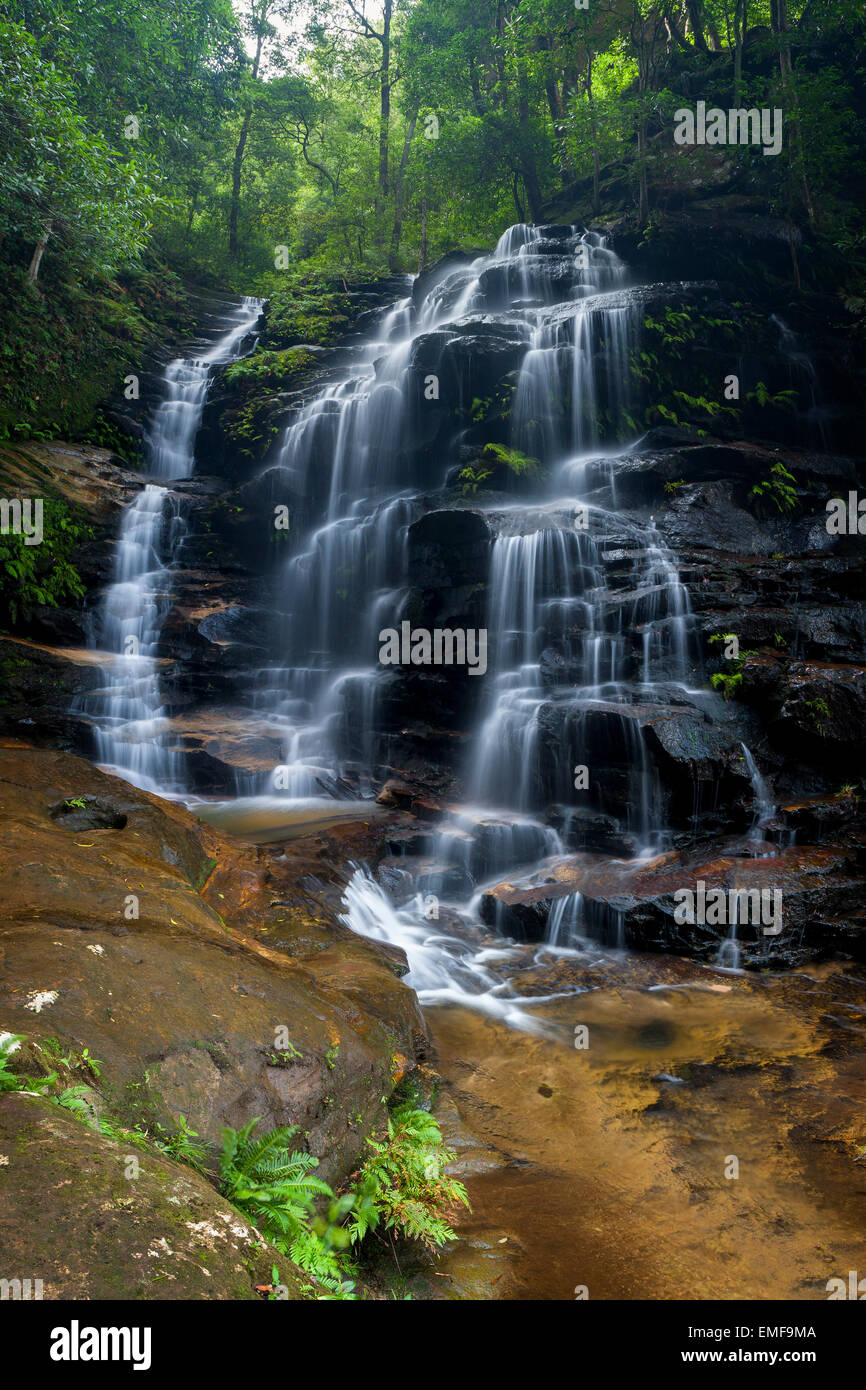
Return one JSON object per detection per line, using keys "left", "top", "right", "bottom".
{"left": 97, "top": 1118, "right": 154, "bottom": 1153}
{"left": 0, "top": 1032, "right": 28, "bottom": 1091}
{"left": 220, "top": 1105, "right": 469, "bottom": 1296}
{"left": 458, "top": 444, "right": 540, "bottom": 496}
{"left": 0, "top": 0, "right": 862, "bottom": 308}
{"left": 0, "top": 16, "right": 160, "bottom": 279}
{"left": 749, "top": 462, "right": 798, "bottom": 515}
{"left": 262, "top": 278, "right": 353, "bottom": 349}
{"left": 805, "top": 696, "right": 831, "bottom": 736}
{"left": 219, "top": 1118, "right": 350, "bottom": 1294}
{"left": 481, "top": 443, "right": 541, "bottom": 478}
{"left": 636, "top": 306, "right": 743, "bottom": 435}
{"left": 154, "top": 1116, "right": 207, "bottom": 1172}
{"left": 710, "top": 670, "right": 743, "bottom": 700}
{"left": 0, "top": 259, "right": 192, "bottom": 441}
{"left": 708, "top": 631, "right": 756, "bottom": 700}
{"left": 225, "top": 348, "right": 318, "bottom": 385}
{"left": 4, "top": 1033, "right": 213, "bottom": 1173}
{"left": 347, "top": 1103, "right": 469, "bottom": 1253}
{"left": 55, "top": 1084, "right": 98, "bottom": 1122}
{"left": 0, "top": 496, "right": 91, "bottom": 628}
{"left": 219, "top": 1120, "right": 333, "bottom": 1249}
{"left": 1, "top": 1034, "right": 103, "bottom": 1110}
{"left": 11, "top": 1024, "right": 466, "bottom": 1296}
{"left": 458, "top": 465, "right": 493, "bottom": 496}
{"left": 747, "top": 381, "right": 798, "bottom": 411}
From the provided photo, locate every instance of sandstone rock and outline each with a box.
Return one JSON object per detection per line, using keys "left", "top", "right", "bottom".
{"left": 0, "top": 1092, "right": 304, "bottom": 1300}
{"left": 0, "top": 745, "right": 426, "bottom": 1187}
{"left": 478, "top": 843, "right": 865, "bottom": 966}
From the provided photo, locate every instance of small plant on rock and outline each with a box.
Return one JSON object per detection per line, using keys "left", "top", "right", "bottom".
{"left": 749, "top": 461, "right": 798, "bottom": 515}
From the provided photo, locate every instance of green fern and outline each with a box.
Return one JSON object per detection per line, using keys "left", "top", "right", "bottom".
{"left": 749, "top": 461, "right": 798, "bottom": 514}
{"left": 219, "top": 1118, "right": 351, "bottom": 1293}
{"left": 0, "top": 1032, "right": 27, "bottom": 1091}
{"left": 480, "top": 442, "right": 540, "bottom": 477}
{"left": 220, "top": 1107, "right": 470, "bottom": 1295}
{"left": 220, "top": 1119, "right": 332, "bottom": 1234}
{"left": 347, "top": 1104, "right": 469, "bottom": 1253}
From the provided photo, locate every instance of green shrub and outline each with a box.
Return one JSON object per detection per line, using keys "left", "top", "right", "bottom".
{"left": 224, "top": 347, "right": 318, "bottom": 386}
{"left": 749, "top": 461, "right": 798, "bottom": 514}
{"left": 481, "top": 442, "right": 540, "bottom": 477}
{"left": 710, "top": 670, "right": 743, "bottom": 700}
{"left": 348, "top": 1103, "right": 469, "bottom": 1252}
{"left": 220, "top": 1104, "right": 469, "bottom": 1296}
{"left": 0, "top": 496, "right": 91, "bottom": 627}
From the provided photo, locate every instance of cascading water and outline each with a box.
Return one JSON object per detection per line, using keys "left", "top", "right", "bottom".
{"left": 740, "top": 741, "right": 778, "bottom": 848}
{"left": 80, "top": 226, "right": 730, "bottom": 1027}
{"left": 203, "top": 224, "right": 713, "bottom": 1024}
{"left": 79, "top": 297, "right": 262, "bottom": 793}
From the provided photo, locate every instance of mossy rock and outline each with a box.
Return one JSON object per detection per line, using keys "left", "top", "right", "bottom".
{"left": 0, "top": 1093, "right": 306, "bottom": 1299}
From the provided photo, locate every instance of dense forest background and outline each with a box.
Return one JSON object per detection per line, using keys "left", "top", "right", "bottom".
{"left": 1, "top": 0, "right": 864, "bottom": 442}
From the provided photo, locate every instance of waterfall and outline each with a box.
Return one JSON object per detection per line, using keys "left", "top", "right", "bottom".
{"left": 79, "top": 297, "right": 262, "bottom": 793}
{"left": 740, "top": 742, "right": 779, "bottom": 849}
{"left": 768, "top": 313, "right": 827, "bottom": 446}
{"left": 159, "top": 225, "right": 707, "bottom": 1025}
{"left": 246, "top": 227, "right": 666, "bottom": 799}
{"left": 339, "top": 865, "right": 558, "bottom": 1036}
{"left": 80, "top": 226, "right": 726, "bottom": 1027}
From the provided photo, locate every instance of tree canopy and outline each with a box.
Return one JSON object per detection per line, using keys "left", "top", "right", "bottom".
{"left": 0, "top": 0, "right": 863, "bottom": 289}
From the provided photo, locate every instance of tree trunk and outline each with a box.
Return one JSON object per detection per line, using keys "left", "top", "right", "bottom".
{"left": 27, "top": 220, "right": 52, "bottom": 286}
{"left": 469, "top": 55, "right": 485, "bottom": 116}
{"left": 637, "top": 120, "right": 649, "bottom": 225}
{"left": 544, "top": 71, "right": 561, "bottom": 125}
{"left": 685, "top": 0, "right": 709, "bottom": 50}
{"left": 184, "top": 183, "right": 200, "bottom": 238}
{"left": 771, "top": 0, "right": 816, "bottom": 226}
{"left": 728, "top": 0, "right": 748, "bottom": 104}
{"left": 389, "top": 113, "right": 417, "bottom": 271}
{"left": 512, "top": 171, "right": 525, "bottom": 222}
{"left": 418, "top": 196, "right": 428, "bottom": 271}
{"left": 517, "top": 67, "right": 543, "bottom": 221}
{"left": 228, "top": 27, "right": 265, "bottom": 259}
{"left": 587, "top": 56, "right": 601, "bottom": 216}
{"left": 545, "top": 68, "right": 574, "bottom": 180}
{"left": 772, "top": 0, "right": 792, "bottom": 76}
{"left": 229, "top": 107, "right": 252, "bottom": 258}
{"left": 375, "top": 0, "right": 393, "bottom": 213}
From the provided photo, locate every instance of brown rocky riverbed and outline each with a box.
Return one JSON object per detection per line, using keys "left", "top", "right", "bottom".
{"left": 416, "top": 956, "right": 866, "bottom": 1300}
{"left": 2, "top": 742, "right": 866, "bottom": 1301}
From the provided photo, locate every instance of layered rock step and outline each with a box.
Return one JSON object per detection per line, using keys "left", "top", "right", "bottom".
{"left": 478, "top": 841, "right": 865, "bottom": 966}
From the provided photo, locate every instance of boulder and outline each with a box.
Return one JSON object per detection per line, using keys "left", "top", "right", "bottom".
{"left": 0, "top": 1092, "right": 304, "bottom": 1300}
{"left": 0, "top": 746, "right": 426, "bottom": 1188}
